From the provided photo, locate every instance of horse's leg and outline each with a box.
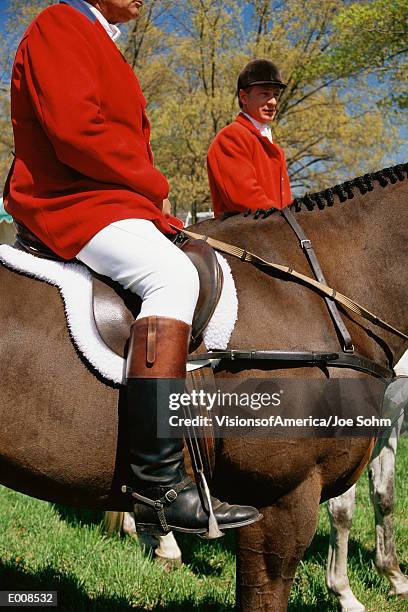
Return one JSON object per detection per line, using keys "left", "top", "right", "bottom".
{"left": 368, "top": 413, "right": 408, "bottom": 598}
{"left": 103, "top": 511, "right": 182, "bottom": 567}
{"left": 103, "top": 511, "right": 126, "bottom": 535}
{"left": 153, "top": 532, "right": 182, "bottom": 569}
{"left": 236, "top": 472, "right": 321, "bottom": 612}
{"left": 122, "top": 511, "right": 137, "bottom": 537}
{"left": 326, "top": 485, "right": 365, "bottom": 612}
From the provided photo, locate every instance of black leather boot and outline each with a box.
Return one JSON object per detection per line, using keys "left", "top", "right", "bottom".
{"left": 124, "top": 316, "right": 262, "bottom": 535}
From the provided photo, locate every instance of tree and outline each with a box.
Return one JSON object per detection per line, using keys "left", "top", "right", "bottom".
{"left": 121, "top": 0, "right": 180, "bottom": 105}
{"left": 0, "top": 1, "right": 54, "bottom": 186}
{"left": 144, "top": 0, "right": 406, "bottom": 212}
{"left": 146, "top": 0, "right": 248, "bottom": 217}
{"left": 244, "top": 0, "right": 406, "bottom": 189}
{"left": 329, "top": 0, "right": 408, "bottom": 109}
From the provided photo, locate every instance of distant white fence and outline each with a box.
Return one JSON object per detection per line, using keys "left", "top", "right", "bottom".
{"left": 184, "top": 210, "right": 213, "bottom": 227}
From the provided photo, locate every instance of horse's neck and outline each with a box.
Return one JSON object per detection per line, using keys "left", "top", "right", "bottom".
{"left": 208, "top": 181, "right": 407, "bottom": 364}
{"left": 301, "top": 181, "right": 405, "bottom": 293}
{"left": 286, "top": 183, "right": 406, "bottom": 359}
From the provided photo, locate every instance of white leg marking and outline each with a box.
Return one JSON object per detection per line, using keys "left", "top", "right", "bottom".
{"left": 327, "top": 485, "right": 366, "bottom": 611}
{"left": 326, "top": 369, "right": 408, "bottom": 607}
{"left": 154, "top": 532, "right": 182, "bottom": 562}
{"left": 369, "top": 410, "right": 408, "bottom": 598}
{"left": 104, "top": 511, "right": 182, "bottom": 565}
{"left": 122, "top": 511, "right": 137, "bottom": 537}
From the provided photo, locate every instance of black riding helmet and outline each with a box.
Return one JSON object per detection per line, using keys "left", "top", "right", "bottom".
{"left": 237, "top": 59, "right": 287, "bottom": 105}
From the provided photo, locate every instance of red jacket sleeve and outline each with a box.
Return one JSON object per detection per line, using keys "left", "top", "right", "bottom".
{"left": 22, "top": 7, "right": 168, "bottom": 206}
{"left": 207, "top": 127, "right": 279, "bottom": 212}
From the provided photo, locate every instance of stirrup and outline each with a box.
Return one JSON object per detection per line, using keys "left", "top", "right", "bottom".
{"left": 195, "top": 469, "right": 224, "bottom": 539}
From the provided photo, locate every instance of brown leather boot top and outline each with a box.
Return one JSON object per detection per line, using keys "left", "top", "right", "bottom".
{"left": 126, "top": 316, "right": 191, "bottom": 379}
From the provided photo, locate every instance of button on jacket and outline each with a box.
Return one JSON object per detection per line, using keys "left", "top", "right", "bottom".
{"left": 207, "top": 113, "right": 292, "bottom": 215}
{"left": 4, "top": 0, "right": 182, "bottom": 260}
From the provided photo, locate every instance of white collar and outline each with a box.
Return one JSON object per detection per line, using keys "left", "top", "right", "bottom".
{"left": 242, "top": 112, "right": 273, "bottom": 142}
{"left": 84, "top": 2, "right": 121, "bottom": 41}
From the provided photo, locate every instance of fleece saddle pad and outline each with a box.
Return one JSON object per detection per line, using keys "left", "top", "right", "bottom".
{"left": 0, "top": 244, "right": 238, "bottom": 385}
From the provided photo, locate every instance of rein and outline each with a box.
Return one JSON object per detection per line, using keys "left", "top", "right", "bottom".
{"left": 281, "top": 208, "right": 354, "bottom": 352}
{"left": 173, "top": 226, "right": 408, "bottom": 344}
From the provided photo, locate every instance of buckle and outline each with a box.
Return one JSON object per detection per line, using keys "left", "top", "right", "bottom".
{"left": 300, "top": 239, "right": 312, "bottom": 249}
{"left": 154, "top": 500, "right": 164, "bottom": 510}
{"left": 164, "top": 489, "right": 178, "bottom": 503}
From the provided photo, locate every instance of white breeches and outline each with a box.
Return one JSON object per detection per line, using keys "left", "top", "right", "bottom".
{"left": 77, "top": 219, "right": 200, "bottom": 325}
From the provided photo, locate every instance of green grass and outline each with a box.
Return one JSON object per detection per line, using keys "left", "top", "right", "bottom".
{"left": 0, "top": 440, "right": 406, "bottom": 611}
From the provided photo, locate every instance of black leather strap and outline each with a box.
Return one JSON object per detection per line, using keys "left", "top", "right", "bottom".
{"left": 188, "top": 350, "right": 394, "bottom": 380}
{"left": 282, "top": 208, "right": 354, "bottom": 352}
{"left": 173, "top": 225, "right": 408, "bottom": 343}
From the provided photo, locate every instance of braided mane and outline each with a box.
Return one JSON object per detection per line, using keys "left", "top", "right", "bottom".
{"left": 244, "top": 161, "right": 408, "bottom": 218}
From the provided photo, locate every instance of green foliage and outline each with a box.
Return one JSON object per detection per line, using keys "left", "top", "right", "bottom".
{"left": 331, "top": 0, "right": 408, "bottom": 72}
{"left": 138, "top": 0, "right": 406, "bottom": 209}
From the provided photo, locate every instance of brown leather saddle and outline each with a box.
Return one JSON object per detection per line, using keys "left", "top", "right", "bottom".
{"left": 14, "top": 222, "right": 224, "bottom": 355}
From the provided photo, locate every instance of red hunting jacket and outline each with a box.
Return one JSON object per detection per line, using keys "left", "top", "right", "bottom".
{"left": 4, "top": 0, "right": 182, "bottom": 260}
{"left": 207, "top": 113, "right": 292, "bottom": 215}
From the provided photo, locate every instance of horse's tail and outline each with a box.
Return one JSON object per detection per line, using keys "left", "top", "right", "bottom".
{"left": 103, "top": 511, "right": 124, "bottom": 534}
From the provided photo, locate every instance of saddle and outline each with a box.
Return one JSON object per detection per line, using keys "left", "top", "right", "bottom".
{"left": 14, "top": 222, "right": 224, "bottom": 355}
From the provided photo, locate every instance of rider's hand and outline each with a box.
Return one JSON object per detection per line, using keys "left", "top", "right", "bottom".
{"left": 162, "top": 198, "right": 172, "bottom": 215}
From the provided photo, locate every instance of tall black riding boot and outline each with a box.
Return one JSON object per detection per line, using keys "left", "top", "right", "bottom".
{"left": 124, "top": 316, "right": 262, "bottom": 535}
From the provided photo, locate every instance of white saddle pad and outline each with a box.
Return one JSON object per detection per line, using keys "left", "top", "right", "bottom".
{"left": 0, "top": 244, "right": 237, "bottom": 385}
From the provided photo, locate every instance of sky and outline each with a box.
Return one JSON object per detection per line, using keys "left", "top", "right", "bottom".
{"left": 0, "top": 2, "right": 7, "bottom": 21}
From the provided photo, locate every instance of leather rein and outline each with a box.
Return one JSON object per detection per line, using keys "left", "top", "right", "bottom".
{"left": 172, "top": 213, "right": 407, "bottom": 381}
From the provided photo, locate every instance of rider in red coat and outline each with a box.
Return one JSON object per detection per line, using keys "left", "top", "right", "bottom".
{"left": 4, "top": 0, "right": 260, "bottom": 536}
{"left": 207, "top": 59, "right": 292, "bottom": 215}
{"left": 4, "top": 0, "right": 182, "bottom": 260}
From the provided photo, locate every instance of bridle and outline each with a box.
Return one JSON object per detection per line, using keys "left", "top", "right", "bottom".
{"left": 173, "top": 212, "right": 407, "bottom": 381}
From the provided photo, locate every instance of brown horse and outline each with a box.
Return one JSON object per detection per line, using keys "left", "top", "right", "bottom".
{"left": 0, "top": 163, "right": 407, "bottom": 610}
